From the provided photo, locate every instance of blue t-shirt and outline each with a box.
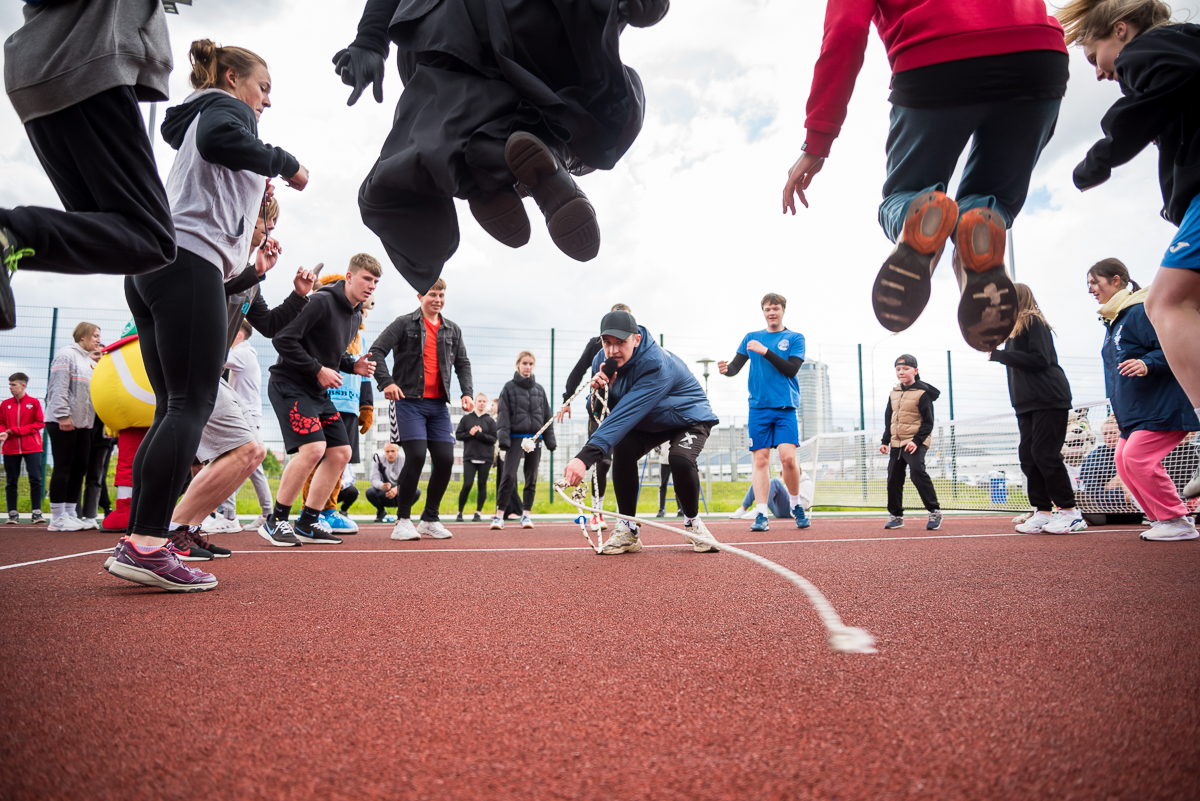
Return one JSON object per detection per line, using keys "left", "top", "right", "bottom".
{"left": 737, "top": 328, "right": 805, "bottom": 409}
{"left": 328, "top": 373, "right": 368, "bottom": 415}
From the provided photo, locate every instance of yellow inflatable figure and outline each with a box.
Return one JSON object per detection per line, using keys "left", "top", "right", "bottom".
{"left": 90, "top": 330, "right": 156, "bottom": 531}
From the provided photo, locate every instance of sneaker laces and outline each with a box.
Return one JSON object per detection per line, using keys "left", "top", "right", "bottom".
{"left": 188, "top": 526, "right": 214, "bottom": 550}
{"left": 3, "top": 245, "right": 34, "bottom": 276}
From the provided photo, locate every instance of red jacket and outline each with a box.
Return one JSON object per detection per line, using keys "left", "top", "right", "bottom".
{"left": 804, "top": 0, "right": 1067, "bottom": 157}
{"left": 0, "top": 395, "right": 44, "bottom": 455}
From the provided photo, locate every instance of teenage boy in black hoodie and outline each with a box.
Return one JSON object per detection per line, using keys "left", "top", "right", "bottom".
{"left": 879, "top": 354, "right": 942, "bottom": 531}
{"left": 260, "top": 254, "right": 380, "bottom": 546}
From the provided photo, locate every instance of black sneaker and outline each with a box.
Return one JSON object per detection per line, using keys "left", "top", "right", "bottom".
{"left": 455, "top": 512, "right": 464, "bottom": 523}
{"left": 168, "top": 529, "right": 214, "bottom": 561}
{"left": 0, "top": 226, "right": 28, "bottom": 331}
{"left": 374, "top": 515, "right": 385, "bottom": 523}
{"left": 258, "top": 517, "right": 302, "bottom": 547}
{"left": 472, "top": 511, "right": 482, "bottom": 523}
{"left": 188, "top": 526, "right": 231, "bottom": 558}
{"left": 294, "top": 518, "right": 343, "bottom": 544}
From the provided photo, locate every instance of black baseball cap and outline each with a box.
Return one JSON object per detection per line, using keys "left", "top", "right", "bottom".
{"left": 599, "top": 310, "right": 639, "bottom": 339}
{"left": 895, "top": 354, "right": 918, "bottom": 368}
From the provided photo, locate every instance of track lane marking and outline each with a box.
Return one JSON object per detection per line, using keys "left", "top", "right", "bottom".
{"left": 0, "top": 549, "right": 114, "bottom": 570}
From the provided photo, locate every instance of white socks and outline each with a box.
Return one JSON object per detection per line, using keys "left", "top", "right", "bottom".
{"left": 755, "top": 503, "right": 769, "bottom": 516}
{"left": 66, "top": 503, "right": 76, "bottom": 518}
{"left": 50, "top": 503, "right": 65, "bottom": 520}
{"left": 789, "top": 494, "right": 801, "bottom": 508}
{"left": 685, "top": 516, "right": 698, "bottom": 527}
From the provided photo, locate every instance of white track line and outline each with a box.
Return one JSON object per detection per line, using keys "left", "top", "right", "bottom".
{"left": 0, "top": 548, "right": 113, "bottom": 570}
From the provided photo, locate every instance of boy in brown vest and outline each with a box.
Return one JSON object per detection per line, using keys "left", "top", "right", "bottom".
{"left": 879, "top": 354, "right": 942, "bottom": 530}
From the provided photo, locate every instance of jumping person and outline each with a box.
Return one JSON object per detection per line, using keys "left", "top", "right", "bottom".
{"left": 0, "top": 0, "right": 177, "bottom": 329}
{"left": 558, "top": 303, "right": 632, "bottom": 531}
{"left": 107, "top": 40, "right": 309, "bottom": 592}
{"left": 1, "top": 372, "right": 45, "bottom": 525}
{"left": 1088, "top": 258, "right": 1199, "bottom": 541}
{"left": 456, "top": 392, "right": 496, "bottom": 523}
{"left": 718, "top": 293, "right": 810, "bottom": 532}
{"left": 334, "top": 0, "right": 669, "bottom": 293}
{"left": 782, "top": 0, "right": 1070, "bottom": 350}
{"left": 989, "top": 284, "right": 1085, "bottom": 534}
{"left": 492, "top": 353, "right": 555, "bottom": 530}
{"left": 260, "top": 255, "right": 380, "bottom": 547}
{"left": 880, "top": 355, "right": 942, "bottom": 531}
{"left": 1059, "top": 1, "right": 1200, "bottom": 501}
{"left": 45, "top": 322, "right": 99, "bottom": 531}
{"left": 368, "top": 278, "right": 473, "bottom": 541}
{"left": 563, "top": 310, "right": 720, "bottom": 555}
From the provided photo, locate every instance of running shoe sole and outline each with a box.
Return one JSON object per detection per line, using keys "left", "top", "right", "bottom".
{"left": 955, "top": 208, "right": 1015, "bottom": 351}
{"left": 468, "top": 188, "right": 531, "bottom": 248}
{"left": 871, "top": 192, "right": 957, "bottom": 332}
{"left": 504, "top": 132, "right": 599, "bottom": 261}
{"left": 108, "top": 562, "right": 217, "bottom": 593}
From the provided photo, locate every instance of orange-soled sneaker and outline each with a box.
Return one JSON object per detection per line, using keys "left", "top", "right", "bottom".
{"left": 872, "top": 191, "right": 958, "bottom": 333}
{"left": 953, "top": 208, "right": 1016, "bottom": 351}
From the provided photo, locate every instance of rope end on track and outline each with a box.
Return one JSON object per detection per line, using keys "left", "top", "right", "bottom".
{"left": 827, "top": 626, "right": 877, "bottom": 655}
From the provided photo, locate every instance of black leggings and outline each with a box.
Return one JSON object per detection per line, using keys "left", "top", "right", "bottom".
{"left": 124, "top": 249, "right": 226, "bottom": 537}
{"left": 46, "top": 422, "right": 90, "bottom": 505}
{"left": 458, "top": 461, "right": 491, "bottom": 513}
{"left": 658, "top": 464, "right": 672, "bottom": 510}
{"left": 611, "top": 434, "right": 703, "bottom": 519}
{"left": 398, "top": 440, "right": 454, "bottom": 521}
{"left": 496, "top": 447, "right": 541, "bottom": 512}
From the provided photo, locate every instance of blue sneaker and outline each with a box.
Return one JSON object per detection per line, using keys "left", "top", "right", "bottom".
{"left": 750, "top": 513, "right": 769, "bottom": 532}
{"left": 792, "top": 504, "right": 811, "bottom": 529}
{"left": 320, "top": 509, "right": 359, "bottom": 533}
{"left": 384, "top": 514, "right": 396, "bottom": 524}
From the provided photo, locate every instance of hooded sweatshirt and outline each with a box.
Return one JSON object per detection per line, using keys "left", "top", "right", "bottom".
{"left": 269, "top": 281, "right": 362, "bottom": 395}
{"left": 3, "top": 0, "right": 172, "bottom": 123}
{"left": 46, "top": 342, "right": 95, "bottom": 429}
{"left": 988, "top": 316, "right": 1072, "bottom": 415}
{"left": 160, "top": 88, "right": 300, "bottom": 280}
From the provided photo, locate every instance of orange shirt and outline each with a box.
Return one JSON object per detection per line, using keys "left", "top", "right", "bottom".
{"left": 423, "top": 316, "right": 443, "bottom": 399}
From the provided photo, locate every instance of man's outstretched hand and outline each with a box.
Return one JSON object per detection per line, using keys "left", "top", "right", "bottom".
{"left": 334, "top": 46, "right": 385, "bottom": 106}
{"left": 782, "top": 152, "right": 825, "bottom": 214}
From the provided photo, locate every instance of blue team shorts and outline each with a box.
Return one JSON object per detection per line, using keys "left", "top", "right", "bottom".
{"left": 748, "top": 407, "right": 799, "bottom": 451}
{"left": 1162, "top": 194, "right": 1200, "bottom": 271}
{"left": 390, "top": 398, "right": 455, "bottom": 444}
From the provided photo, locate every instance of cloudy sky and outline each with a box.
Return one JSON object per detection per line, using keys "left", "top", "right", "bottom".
{"left": 2, "top": 0, "right": 1197, "bottom": 430}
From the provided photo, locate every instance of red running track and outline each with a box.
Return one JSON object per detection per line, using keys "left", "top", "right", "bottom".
{"left": 1, "top": 516, "right": 1197, "bottom": 800}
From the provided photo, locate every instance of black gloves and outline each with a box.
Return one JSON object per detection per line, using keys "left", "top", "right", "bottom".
{"left": 333, "top": 46, "right": 386, "bottom": 106}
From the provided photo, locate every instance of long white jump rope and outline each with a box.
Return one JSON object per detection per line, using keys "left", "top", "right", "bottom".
{"left": 520, "top": 371, "right": 877, "bottom": 655}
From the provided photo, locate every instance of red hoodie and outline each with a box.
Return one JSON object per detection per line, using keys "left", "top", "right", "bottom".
{"left": 804, "top": 0, "right": 1067, "bottom": 157}
{"left": 1, "top": 394, "right": 45, "bottom": 456}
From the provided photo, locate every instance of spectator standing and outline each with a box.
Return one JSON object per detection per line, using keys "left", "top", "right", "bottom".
{"left": 989, "top": 284, "right": 1084, "bottom": 534}
{"left": 80, "top": 415, "right": 115, "bottom": 530}
{"left": 45, "top": 322, "right": 99, "bottom": 531}
{"left": 1, "top": 372, "right": 45, "bottom": 524}
{"left": 880, "top": 355, "right": 942, "bottom": 531}
{"left": 456, "top": 392, "right": 496, "bottom": 522}
{"left": 492, "top": 352, "right": 555, "bottom": 530}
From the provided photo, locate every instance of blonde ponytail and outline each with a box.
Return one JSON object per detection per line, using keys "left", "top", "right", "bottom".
{"left": 188, "top": 39, "right": 268, "bottom": 90}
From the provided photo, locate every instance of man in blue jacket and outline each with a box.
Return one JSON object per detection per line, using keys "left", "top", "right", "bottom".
{"left": 563, "top": 310, "right": 720, "bottom": 555}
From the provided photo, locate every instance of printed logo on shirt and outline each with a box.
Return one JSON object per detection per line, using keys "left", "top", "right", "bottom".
{"left": 778, "top": 340, "right": 789, "bottom": 351}
{"left": 1113, "top": 324, "right": 1124, "bottom": 350}
{"left": 679, "top": 432, "right": 699, "bottom": 449}
{"left": 1168, "top": 241, "right": 1191, "bottom": 254}
{"left": 241, "top": 301, "right": 251, "bottom": 314}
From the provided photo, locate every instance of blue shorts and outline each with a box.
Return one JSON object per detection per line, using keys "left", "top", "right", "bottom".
{"left": 748, "top": 407, "right": 799, "bottom": 451}
{"left": 1162, "top": 193, "right": 1200, "bottom": 271}
{"left": 390, "top": 398, "right": 455, "bottom": 444}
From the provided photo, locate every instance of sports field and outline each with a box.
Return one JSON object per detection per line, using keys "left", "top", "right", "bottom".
{"left": 2, "top": 516, "right": 1197, "bottom": 800}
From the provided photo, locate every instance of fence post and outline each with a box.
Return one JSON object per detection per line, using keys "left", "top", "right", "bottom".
{"left": 41, "top": 308, "right": 59, "bottom": 480}
{"left": 705, "top": 454, "right": 712, "bottom": 511}
{"left": 947, "top": 349, "right": 957, "bottom": 498}
{"left": 548, "top": 327, "right": 554, "bottom": 504}
{"left": 858, "top": 343, "right": 866, "bottom": 500}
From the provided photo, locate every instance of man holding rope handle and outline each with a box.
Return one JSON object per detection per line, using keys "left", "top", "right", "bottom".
{"left": 562, "top": 310, "right": 720, "bottom": 555}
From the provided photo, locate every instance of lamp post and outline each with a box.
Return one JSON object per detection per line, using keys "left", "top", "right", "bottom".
{"left": 696, "top": 358, "right": 715, "bottom": 395}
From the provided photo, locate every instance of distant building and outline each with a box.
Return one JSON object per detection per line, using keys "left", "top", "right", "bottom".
{"left": 798, "top": 360, "right": 832, "bottom": 441}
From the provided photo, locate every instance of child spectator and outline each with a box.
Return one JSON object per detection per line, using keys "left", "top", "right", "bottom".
{"left": 492, "top": 352, "right": 554, "bottom": 530}
{"left": 45, "top": 322, "right": 99, "bottom": 531}
{"left": 367, "top": 443, "right": 419, "bottom": 523}
{"left": 989, "top": 284, "right": 1084, "bottom": 534}
{"left": 879, "top": 355, "right": 942, "bottom": 530}
{"left": 455, "top": 392, "right": 496, "bottom": 523}
{"left": 1, "top": 372, "right": 45, "bottom": 524}
{"left": 260, "top": 254, "right": 379, "bottom": 546}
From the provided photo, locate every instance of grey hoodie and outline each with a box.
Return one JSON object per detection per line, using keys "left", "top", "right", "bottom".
{"left": 4, "top": 0, "right": 171, "bottom": 123}
{"left": 46, "top": 342, "right": 95, "bottom": 429}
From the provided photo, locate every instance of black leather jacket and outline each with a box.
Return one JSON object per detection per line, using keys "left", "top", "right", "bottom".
{"left": 368, "top": 309, "right": 473, "bottom": 401}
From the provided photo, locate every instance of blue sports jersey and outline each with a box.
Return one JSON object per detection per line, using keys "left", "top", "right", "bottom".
{"left": 737, "top": 328, "right": 805, "bottom": 409}
{"left": 328, "top": 373, "right": 368, "bottom": 415}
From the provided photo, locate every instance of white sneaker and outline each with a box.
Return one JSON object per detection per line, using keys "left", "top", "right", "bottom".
{"left": 48, "top": 516, "right": 86, "bottom": 532}
{"left": 1015, "top": 511, "right": 1054, "bottom": 534}
{"left": 729, "top": 507, "right": 751, "bottom": 520}
{"left": 600, "top": 522, "right": 641, "bottom": 555}
{"left": 683, "top": 518, "right": 719, "bottom": 553}
{"left": 243, "top": 515, "right": 267, "bottom": 532}
{"left": 390, "top": 518, "right": 420, "bottom": 541}
{"left": 489, "top": 516, "right": 504, "bottom": 530}
{"left": 77, "top": 517, "right": 99, "bottom": 530}
{"left": 1042, "top": 512, "right": 1087, "bottom": 535}
{"left": 417, "top": 520, "right": 453, "bottom": 539}
{"left": 203, "top": 516, "right": 242, "bottom": 534}
{"left": 521, "top": 514, "right": 534, "bottom": 529}
{"left": 1140, "top": 516, "right": 1199, "bottom": 542}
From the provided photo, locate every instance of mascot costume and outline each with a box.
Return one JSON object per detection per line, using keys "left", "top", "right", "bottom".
{"left": 89, "top": 322, "right": 155, "bottom": 532}
{"left": 335, "top": 0, "right": 669, "bottom": 293}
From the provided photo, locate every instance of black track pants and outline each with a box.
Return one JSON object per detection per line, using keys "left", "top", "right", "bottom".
{"left": 1017, "top": 409, "right": 1076, "bottom": 511}
{"left": 496, "top": 446, "right": 541, "bottom": 512}
{"left": 458, "top": 461, "right": 491, "bottom": 513}
{"left": 45, "top": 423, "right": 90, "bottom": 505}
{"left": 398, "top": 440, "right": 454, "bottom": 521}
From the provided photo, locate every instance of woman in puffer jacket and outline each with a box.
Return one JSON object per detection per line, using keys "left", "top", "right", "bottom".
{"left": 491, "top": 351, "right": 555, "bottom": 531}
{"left": 45, "top": 321, "right": 100, "bottom": 531}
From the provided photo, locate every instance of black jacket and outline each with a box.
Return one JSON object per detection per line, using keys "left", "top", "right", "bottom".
{"left": 368, "top": 309, "right": 473, "bottom": 401}
{"left": 497, "top": 373, "right": 555, "bottom": 452}
{"left": 223, "top": 269, "right": 307, "bottom": 351}
{"left": 1074, "top": 23, "right": 1200, "bottom": 225}
{"left": 988, "top": 317, "right": 1072, "bottom": 415}
{"left": 456, "top": 412, "right": 497, "bottom": 461}
{"left": 563, "top": 336, "right": 603, "bottom": 402}
{"left": 269, "top": 281, "right": 362, "bottom": 393}
{"left": 160, "top": 91, "right": 299, "bottom": 180}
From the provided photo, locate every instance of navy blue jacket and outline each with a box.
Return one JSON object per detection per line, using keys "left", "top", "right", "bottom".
{"left": 1102, "top": 303, "right": 1198, "bottom": 435}
{"left": 575, "top": 327, "right": 718, "bottom": 467}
